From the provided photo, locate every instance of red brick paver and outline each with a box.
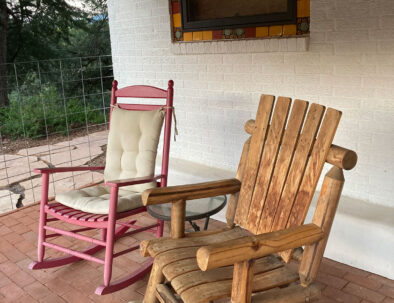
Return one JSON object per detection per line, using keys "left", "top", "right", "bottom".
{"left": 0, "top": 203, "right": 392, "bottom": 302}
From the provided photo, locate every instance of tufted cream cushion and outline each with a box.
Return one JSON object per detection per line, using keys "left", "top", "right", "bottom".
{"left": 55, "top": 186, "right": 143, "bottom": 214}
{"left": 55, "top": 107, "right": 164, "bottom": 214}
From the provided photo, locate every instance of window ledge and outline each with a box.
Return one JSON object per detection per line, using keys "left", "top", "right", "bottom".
{"left": 170, "top": 36, "right": 309, "bottom": 55}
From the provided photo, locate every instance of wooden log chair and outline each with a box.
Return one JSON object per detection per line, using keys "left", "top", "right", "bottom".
{"left": 140, "top": 95, "right": 357, "bottom": 303}
{"left": 29, "top": 80, "right": 174, "bottom": 295}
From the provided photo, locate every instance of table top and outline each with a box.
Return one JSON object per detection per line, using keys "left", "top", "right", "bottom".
{"left": 147, "top": 195, "right": 227, "bottom": 221}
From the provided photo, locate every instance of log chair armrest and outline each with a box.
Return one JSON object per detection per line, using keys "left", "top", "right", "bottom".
{"left": 196, "top": 223, "right": 324, "bottom": 271}
{"left": 105, "top": 174, "right": 164, "bottom": 188}
{"left": 141, "top": 178, "right": 241, "bottom": 206}
{"left": 34, "top": 166, "right": 105, "bottom": 174}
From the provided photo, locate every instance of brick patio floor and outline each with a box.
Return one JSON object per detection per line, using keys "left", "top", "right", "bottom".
{"left": 0, "top": 203, "right": 392, "bottom": 303}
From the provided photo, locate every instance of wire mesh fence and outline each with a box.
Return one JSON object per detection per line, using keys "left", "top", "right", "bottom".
{"left": 0, "top": 55, "right": 113, "bottom": 214}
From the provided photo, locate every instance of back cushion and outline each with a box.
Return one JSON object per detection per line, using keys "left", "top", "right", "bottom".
{"left": 104, "top": 107, "right": 164, "bottom": 192}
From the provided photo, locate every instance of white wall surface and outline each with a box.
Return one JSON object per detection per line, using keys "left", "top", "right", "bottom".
{"left": 108, "top": 0, "right": 394, "bottom": 278}
{"left": 107, "top": 0, "right": 394, "bottom": 277}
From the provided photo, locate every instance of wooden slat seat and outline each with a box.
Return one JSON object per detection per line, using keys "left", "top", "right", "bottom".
{"left": 147, "top": 229, "right": 301, "bottom": 303}
{"left": 144, "top": 228, "right": 320, "bottom": 303}
{"left": 46, "top": 202, "right": 144, "bottom": 223}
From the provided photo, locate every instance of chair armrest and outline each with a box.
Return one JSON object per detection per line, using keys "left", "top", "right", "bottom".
{"left": 141, "top": 178, "right": 241, "bottom": 206}
{"left": 105, "top": 174, "right": 164, "bottom": 188}
{"left": 196, "top": 223, "right": 324, "bottom": 271}
{"left": 34, "top": 166, "right": 105, "bottom": 174}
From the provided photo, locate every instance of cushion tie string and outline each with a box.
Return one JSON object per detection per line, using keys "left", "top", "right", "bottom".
{"left": 161, "top": 106, "right": 178, "bottom": 142}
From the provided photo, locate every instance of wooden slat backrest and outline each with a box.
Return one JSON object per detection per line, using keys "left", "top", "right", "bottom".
{"left": 234, "top": 95, "right": 275, "bottom": 223}
{"left": 234, "top": 95, "right": 342, "bottom": 239}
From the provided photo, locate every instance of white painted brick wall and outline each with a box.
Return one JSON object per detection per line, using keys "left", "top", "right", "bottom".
{"left": 107, "top": 0, "right": 394, "bottom": 208}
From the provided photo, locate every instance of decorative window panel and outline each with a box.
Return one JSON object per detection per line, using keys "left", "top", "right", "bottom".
{"left": 171, "top": 0, "right": 310, "bottom": 42}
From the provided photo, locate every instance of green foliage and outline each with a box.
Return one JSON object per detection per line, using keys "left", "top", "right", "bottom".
{"left": 0, "top": 0, "right": 111, "bottom": 137}
{"left": 0, "top": 74, "right": 108, "bottom": 139}
{"left": 5, "top": 1, "right": 110, "bottom": 62}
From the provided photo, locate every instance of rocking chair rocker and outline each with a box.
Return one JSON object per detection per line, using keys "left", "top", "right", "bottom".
{"left": 29, "top": 80, "right": 174, "bottom": 295}
{"left": 140, "top": 94, "right": 357, "bottom": 303}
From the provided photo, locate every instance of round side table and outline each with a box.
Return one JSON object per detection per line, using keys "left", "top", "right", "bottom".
{"left": 147, "top": 195, "right": 227, "bottom": 231}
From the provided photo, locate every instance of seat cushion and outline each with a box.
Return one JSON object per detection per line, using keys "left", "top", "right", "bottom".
{"left": 55, "top": 185, "right": 143, "bottom": 214}
{"left": 104, "top": 106, "right": 164, "bottom": 192}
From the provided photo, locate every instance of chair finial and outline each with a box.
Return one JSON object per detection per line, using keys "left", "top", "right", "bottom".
{"left": 168, "top": 80, "right": 174, "bottom": 88}
{"left": 112, "top": 80, "right": 118, "bottom": 89}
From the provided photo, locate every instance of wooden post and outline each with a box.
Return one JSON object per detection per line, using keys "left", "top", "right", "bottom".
{"left": 299, "top": 167, "right": 344, "bottom": 286}
{"left": 144, "top": 262, "right": 164, "bottom": 303}
{"left": 231, "top": 259, "right": 255, "bottom": 303}
{"left": 171, "top": 199, "right": 186, "bottom": 239}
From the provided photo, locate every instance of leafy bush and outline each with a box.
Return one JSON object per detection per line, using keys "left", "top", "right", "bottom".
{"left": 0, "top": 74, "right": 107, "bottom": 139}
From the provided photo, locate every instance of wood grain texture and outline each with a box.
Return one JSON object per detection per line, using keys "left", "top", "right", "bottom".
{"left": 226, "top": 137, "right": 251, "bottom": 227}
{"left": 171, "top": 255, "right": 281, "bottom": 294}
{"left": 270, "top": 103, "right": 325, "bottom": 234}
{"left": 299, "top": 167, "right": 344, "bottom": 286}
{"left": 244, "top": 119, "right": 257, "bottom": 135}
{"left": 246, "top": 97, "right": 291, "bottom": 232}
{"left": 327, "top": 144, "right": 357, "bottom": 170}
{"left": 251, "top": 283, "right": 321, "bottom": 303}
{"left": 235, "top": 95, "right": 275, "bottom": 225}
{"left": 143, "top": 227, "right": 248, "bottom": 258}
{"left": 179, "top": 266, "right": 298, "bottom": 303}
{"left": 196, "top": 224, "right": 323, "bottom": 271}
{"left": 243, "top": 120, "right": 356, "bottom": 170}
{"left": 232, "top": 260, "right": 255, "bottom": 303}
{"left": 142, "top": 179, "right": 241, "bottom": 205}
{"left": 256, "top": 99, "right": 308, "bottom": 234}
{"left": 144, "top": 262, "right": 165, "bottom": 303}
{"left": 171, "top": 200, "right": 186, "bottom": 239}
{"left": 281, "top": 108, "right": 342, "bottom": 262}
{"left": 156, "top": 284, "right": 180, "bottom": 303}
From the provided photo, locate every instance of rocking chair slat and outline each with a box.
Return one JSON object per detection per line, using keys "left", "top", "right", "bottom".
{"left": 257, "top": 100, "right": 308, "bottom": 234}
{"left": 270, "top": 103, "right": 325, "bottom": 234}
{"left": 246, "top": 97, "right": 291, "bottom": 232}
{"left": 235, "top": 95, "right": 275, "bottom": 226}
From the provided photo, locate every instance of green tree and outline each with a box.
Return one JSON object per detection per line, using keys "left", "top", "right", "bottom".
{"left": 0, "top": 0, "right": 8, "bottom": 107}
{"left": 0, "top": 0, "right": 109, "bottom": 107}
{"left": 64, "top": 0, "right": 110, "bottom": 58}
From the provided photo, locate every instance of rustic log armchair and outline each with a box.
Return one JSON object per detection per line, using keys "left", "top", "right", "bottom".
{"left": 140, "top": 95, "right": 357, "bottom": 303}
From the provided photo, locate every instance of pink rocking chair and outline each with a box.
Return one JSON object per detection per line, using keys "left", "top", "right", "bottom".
{"left": 29, "top": 80, "right": 174, "bottom": 295}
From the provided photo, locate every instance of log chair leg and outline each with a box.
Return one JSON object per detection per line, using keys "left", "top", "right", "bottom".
{"left": 144, "top": 262, "right": 164, "bottom": 303}
{"left": 103, "top": 187, "right": 118, "bottom": 286}
{"left": 299, "top": 167, "right": 344, "bottom": 286}
{"left": 171, "top": 200, "right": 186, "bottom": 239}
{"left": 37, "top": 173, "right": 50, "bottom": 262}
{"left": 231, "top": 259, "right": 255, "bottom": 303}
